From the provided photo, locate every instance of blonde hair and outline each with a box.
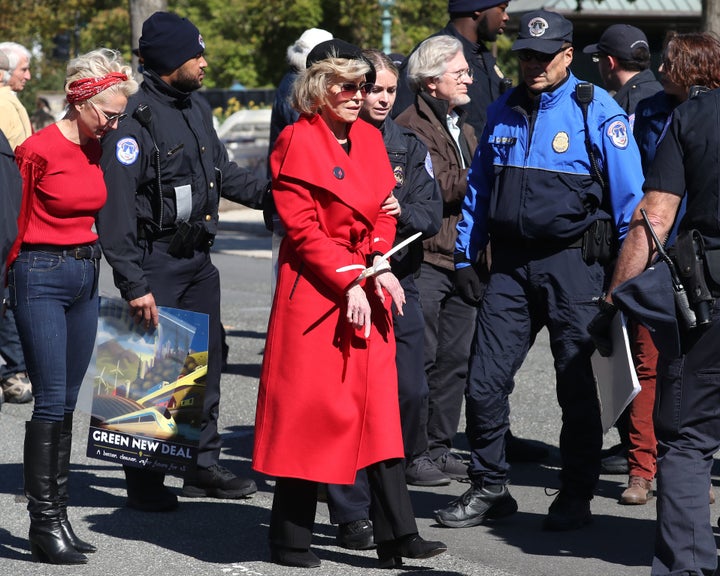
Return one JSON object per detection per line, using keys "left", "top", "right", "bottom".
{"left": 292, "top": 57, "right": 370, "bottom": 115}
{"left": 64, "top": 48, "right": 138, "bottom": 103}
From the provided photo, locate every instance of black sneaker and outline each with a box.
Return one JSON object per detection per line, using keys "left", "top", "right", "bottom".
{"left": 406, "top": 456, "right": 451, "bottom": 487}
{"left": 433, "top": 452, "right": 468, "bottom": 479}
{"left": 434, "top": 484, "right": 518, "bottom": 528}
{"left": 182, "top": 464, "right": 257, "bottom": 498}
{"left": 600, "top": 444, "right": 629, "bottom": 475}
{"left": 543, "top": 492, "right": 592, "bottom": 531}
{"left": 337, "top": 519, "right": 375, "bottom": 550}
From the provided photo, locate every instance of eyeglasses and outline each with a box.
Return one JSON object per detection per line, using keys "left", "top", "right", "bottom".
{"left": 89, "top": 100, "right": 127, "bottom": 124}
{"left": 591, "top": 53, "right": 606, "bottom": 63}
{"left": 517, "top": 49, "right": 565, "bottom": 63}
{"left": 337, "top": 82, "right": 374, "bottom": 96}
{"left": 443, "top": 68, "right": 473, "bottom": 83}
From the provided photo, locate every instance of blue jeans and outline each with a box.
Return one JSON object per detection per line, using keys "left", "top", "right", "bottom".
{"left": 8, "top": 249, "right": 99, "bottom": 422}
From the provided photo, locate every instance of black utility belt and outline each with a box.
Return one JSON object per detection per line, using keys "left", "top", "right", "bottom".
{"left": 22, "top": 243, "right": 101, "bottom": 260}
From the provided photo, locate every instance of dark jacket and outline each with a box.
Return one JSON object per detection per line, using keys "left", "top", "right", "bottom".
{"left": 393, "top": 21, "right": 504, "bottom": 140}
{"left": 613, "top": 69, "right": 662, "bottom": 121}
{"left": 97, "top": 70, "right": 269, "bottom": 301}
{"left": 380, "top": 117, "right": 442, "bottom": 279}
{"left": 0, "top": 131, "right": 20, "bottom": 287}
{"left": 633, "top": 90, "right": 676, "bottom": 174}
{"left": 395, "top": 93, "right": 478, "bottom": 270}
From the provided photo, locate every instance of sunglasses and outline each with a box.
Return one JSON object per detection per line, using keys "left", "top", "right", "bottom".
{"left": 337, "top": 82, "right": 374, "bottom": 95}
{"left": 517, "top": 48, "right": 565, "bottom": 63}
{"left": 89, "top": 100, "right": 127, "bottom": 124}
{"left": 591, "top": 53, "right": 607, "bottom": 63}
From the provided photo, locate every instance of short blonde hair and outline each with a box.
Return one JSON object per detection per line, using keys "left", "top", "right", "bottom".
{"left": 292, "top": 57, "right": 370, "bottom": 115}
{"left": 64, "top": 48, "right": 138, "bottom": 103}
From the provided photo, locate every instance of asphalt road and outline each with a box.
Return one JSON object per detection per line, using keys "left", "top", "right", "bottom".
{"left": 1, "top": 212, "right": 717, "bottom": 576}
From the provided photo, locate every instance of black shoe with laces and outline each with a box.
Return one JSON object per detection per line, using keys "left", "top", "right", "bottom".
{"left": 337, "top": 519, "right": 375, "bottom": 550}
{"left": 182, "top": 464, "right": 257, "bottom": 498}
{"left": 405, "top": 456, "right": 451, "bottom": 486}
{"left": 543, "top": 492, "right": 592, "bottom": 531}
{"left": 433, "top": 451, "right": 468, "bottom": 478}
{"left": 434, "top": 484, "right": 518, "bottom": 528}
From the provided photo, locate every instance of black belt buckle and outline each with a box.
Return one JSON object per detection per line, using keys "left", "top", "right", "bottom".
{"left": 71, "top": 245, "right": 100, "bottom": 260}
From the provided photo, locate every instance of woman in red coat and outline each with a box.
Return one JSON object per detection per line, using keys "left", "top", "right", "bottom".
{"left": 253, "top": 39, "right": 447, "bottom": 569}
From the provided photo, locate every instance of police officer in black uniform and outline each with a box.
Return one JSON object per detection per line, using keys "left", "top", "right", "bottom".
{"left": 97, "top": 11, "right": 269, "bottom": 512}
{"left": 591, "top": 88, "right": 720, "bottom": 576}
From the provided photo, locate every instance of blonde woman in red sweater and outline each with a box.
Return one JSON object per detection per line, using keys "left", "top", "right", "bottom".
{"left": 6, "top": 48, "right": 137, "bottom": 565}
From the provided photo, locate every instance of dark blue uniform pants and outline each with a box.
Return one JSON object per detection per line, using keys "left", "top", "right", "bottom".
{"left": 651, "top": 303, "right": 720, "bottom": 576}
{"left": 141, "top": 243, "right": 223, "bottom": 467}
{"left": 465, "top": 247, "right": 602, "bottom": 498}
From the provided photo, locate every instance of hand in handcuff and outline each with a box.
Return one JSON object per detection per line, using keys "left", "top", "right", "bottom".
{"left": 336, "top": 232, "right": 421, "bottom": 337}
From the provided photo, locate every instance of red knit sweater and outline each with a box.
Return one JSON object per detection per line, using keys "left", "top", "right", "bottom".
{"left": 11, "top": 123, "right": 106, "bottom": 257}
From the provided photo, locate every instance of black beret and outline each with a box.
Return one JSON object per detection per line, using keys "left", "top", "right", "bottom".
{"left": 306, "top": 39, "right": 376, "bottom": 84}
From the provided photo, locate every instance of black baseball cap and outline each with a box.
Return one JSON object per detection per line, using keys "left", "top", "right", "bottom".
{"left": 583, "top": 24, "right": 650, "bottom": 61}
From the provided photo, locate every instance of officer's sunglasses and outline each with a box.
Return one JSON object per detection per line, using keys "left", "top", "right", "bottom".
{"left": 89, "top": 100, "right": 128, "bottom": 125}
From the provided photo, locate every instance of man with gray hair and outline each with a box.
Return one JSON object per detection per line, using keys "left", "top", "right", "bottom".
{"left": 0, "top": 42, "right": 33, "bottom": 406}
{"left": 0, "top": 42, "right": 32, "bottom": 149}
{"left": 395, "top": 35, "right": 479, "bottom": 487}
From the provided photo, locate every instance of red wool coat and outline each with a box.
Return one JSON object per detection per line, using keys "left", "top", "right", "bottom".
{"left": 252, "top": 114, "right": 404, "bottom": 484}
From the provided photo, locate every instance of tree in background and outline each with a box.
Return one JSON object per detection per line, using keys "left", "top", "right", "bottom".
{"left": 1, "top": 0, "right": 713, "bottom": 109}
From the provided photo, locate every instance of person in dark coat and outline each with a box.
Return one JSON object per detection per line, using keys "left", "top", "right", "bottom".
{"left": 98, "top": 11, "right": 268, "bottom": 512}
{"left": 583, "top": 24, "right": 662, "bottom": 127}
{"left": 393, "top": 0, "right": 510, "bottom": 140}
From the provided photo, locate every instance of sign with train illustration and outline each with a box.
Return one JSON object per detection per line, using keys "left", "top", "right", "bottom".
{"left": 82, "top": 297, "right": 209, "bottom": 475}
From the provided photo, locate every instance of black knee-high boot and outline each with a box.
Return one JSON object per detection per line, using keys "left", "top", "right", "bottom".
{"left": 24, "top": 420, "right": 87, "bottom": 564}
{"left": 57, "top": 413, "right": 96, "bottom": 553}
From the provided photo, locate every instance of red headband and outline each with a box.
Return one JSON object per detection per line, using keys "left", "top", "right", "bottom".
{"left": 66, "top": 72, "right": 128, "bottom": 104}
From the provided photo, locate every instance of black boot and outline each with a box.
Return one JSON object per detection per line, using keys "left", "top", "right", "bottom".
{"left": 57, "top": 413, "right": 96, "bottom": 553}
{"left": 24, "top": 420, "right": 88, "bottom": 564}
{"left": 124, "top": 466, "right": 178, "bottom": 512}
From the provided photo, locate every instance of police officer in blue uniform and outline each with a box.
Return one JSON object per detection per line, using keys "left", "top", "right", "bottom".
{"left": 434, "top": 10, "right": 644, "bottom": 531}
{"left": 97, "top": 12, "right": 269, "bottom": 512}
{"left": 592, "top": 87, "right": 720, "bottom": 575}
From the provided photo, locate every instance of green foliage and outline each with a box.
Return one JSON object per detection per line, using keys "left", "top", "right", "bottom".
{"left": 0, "top": 0, "right": 642, "bottom": 99}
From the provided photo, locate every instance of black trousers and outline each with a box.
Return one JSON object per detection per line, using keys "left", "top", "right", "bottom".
{"left": 270, "top": 459, "right": 417, "bottom": 549}
{"left": 140, "top": 244, "right": 223, "bottom": 467}
{"left": 415, "top": 262, "right": 476, "bottom": 460}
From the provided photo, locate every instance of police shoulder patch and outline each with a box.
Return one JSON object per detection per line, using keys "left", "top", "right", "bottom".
{"left": 116, "top": 137, "right": 139, "bottom": 165}
{"left": 424, "top": 151, "right": 434, "bottom": 178}
{"left": 606, "top": 120, "right": 629, "bottom": 149}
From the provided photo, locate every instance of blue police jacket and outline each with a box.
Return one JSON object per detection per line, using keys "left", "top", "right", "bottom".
{"left": 456, "top": 71, "right": 644, "bottom": 266}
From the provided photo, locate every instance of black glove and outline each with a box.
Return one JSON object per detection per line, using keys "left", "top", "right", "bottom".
{"left": 454, "top": 260, "right": 484, "bottom": 305}
{"left": 262, "top": 186, "right": 275, "bottom": 232}
{"left": 587, "top": 298, "right": 618, "bottom": 357}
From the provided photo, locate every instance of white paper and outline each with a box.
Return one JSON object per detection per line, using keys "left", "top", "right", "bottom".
{"left": 591, "top": 312, "right": 642, "bottom": 434}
